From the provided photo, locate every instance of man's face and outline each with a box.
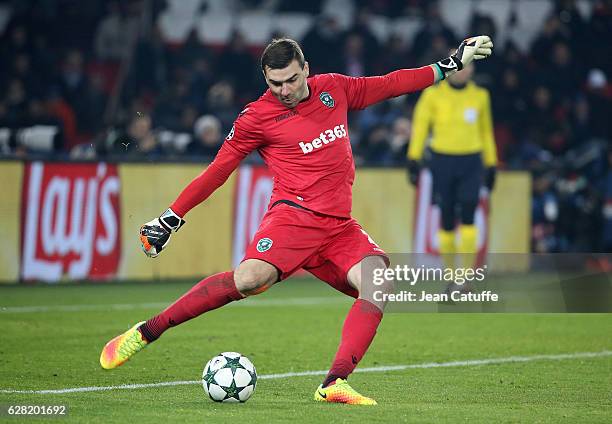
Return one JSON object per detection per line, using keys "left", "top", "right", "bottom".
{"left": 263, "top": 60, "right": 310, "bottom": 108}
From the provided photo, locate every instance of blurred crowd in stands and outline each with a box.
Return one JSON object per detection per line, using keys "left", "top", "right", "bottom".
{"left": 0, "top": 0, "right": 610, "bottom": 253}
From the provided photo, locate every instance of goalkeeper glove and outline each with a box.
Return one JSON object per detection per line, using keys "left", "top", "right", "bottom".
{"left": 407, "top": 159, "right": 421, "bottom": 186}
{"left": 140, "top": 208, "right": 186, "bottom": 258}
{"left": 435, "top": 35, "right": 493, "bottom": 79}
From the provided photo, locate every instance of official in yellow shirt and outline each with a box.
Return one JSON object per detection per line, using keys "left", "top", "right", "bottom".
{"left": 407, "top": 62, "right": 497, "bottom": 267}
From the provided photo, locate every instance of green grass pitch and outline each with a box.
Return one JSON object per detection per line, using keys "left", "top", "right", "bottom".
{"left": 1, "top": 278, "right": 611, "bottom": 423}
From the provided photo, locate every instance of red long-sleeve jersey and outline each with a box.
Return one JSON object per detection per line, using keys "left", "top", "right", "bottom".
{"left": 171, "top": 67, "right": 435, "bottom": 218}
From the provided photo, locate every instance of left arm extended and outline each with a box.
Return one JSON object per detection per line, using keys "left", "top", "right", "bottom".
{"left": 334, "top": 66, "right": 436, "bottom": 110}
{"left": 337, "top": 35, "right": 494, "bottom": 110}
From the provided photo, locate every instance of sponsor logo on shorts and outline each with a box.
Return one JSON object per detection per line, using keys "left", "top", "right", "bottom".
{"left": 319, "top": 91, "right": 335, "bottom": 108}
{"left": 256, "top": 237, "right": 273, "bottom": 252}
{"left": 298, "top": 124, "right": 347, "bottom": 154}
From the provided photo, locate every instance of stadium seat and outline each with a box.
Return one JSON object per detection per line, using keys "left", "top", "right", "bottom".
{"left": 196, "top": 13, "right": 233, "bottom": 46}
{"left": 166, "top": 0, "right": 203, "bottom": 17}
{"left": 367, "top": 15, "right": 391, "bottom": 44}
{"left": 273, "top": 13, "right": 313, "bottom": 42}
{"left": 158, "top": 10, "right": 197, "bottom": 44}
{"left": 237, "top": 12, "right": 273, "bottom": 46}
{"left": 390, "top": 17, "right": 423, "bottom": 46}
{"left": 321, "top": 0, "right": 355, "bottom": 30}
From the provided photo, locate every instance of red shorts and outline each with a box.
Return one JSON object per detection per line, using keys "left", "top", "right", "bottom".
{"left": 243, "top": 203, "right": 389, "bottom": 297}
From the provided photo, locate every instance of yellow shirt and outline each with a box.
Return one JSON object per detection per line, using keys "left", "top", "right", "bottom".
{"left": 407, "top": 80, "right": 497, "bottom": 167}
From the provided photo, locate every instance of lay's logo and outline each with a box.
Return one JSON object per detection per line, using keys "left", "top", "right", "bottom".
{"left": 20, "top": 162, "right": 121, "bottom": 281}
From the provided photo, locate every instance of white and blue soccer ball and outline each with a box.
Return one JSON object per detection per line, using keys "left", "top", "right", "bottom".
{"left": 202, "top": 352, "right": 257, "bottom": 403}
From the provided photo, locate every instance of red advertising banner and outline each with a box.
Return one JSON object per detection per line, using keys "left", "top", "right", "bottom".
{"left": 413, "top": 169, "right": 489, "bottom": 266}
{"left": 20, "top": 162, "right": 121, "bottom": 282}
{"left": 232, "top": 165, "right": 274, "bottom": 267}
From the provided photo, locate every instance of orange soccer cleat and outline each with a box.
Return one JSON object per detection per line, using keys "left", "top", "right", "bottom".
{"left": 100, "top": 321, "right": 149, "bottom": 370}
{"left": 314, "top": 378, "right": 377, "bottom": 405}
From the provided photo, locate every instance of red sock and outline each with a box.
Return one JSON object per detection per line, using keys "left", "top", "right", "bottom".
{"left": 139, "top": 271, "right": 243, "bottom": 341}
{"left": 322, "top": 299, "right": 383, "bottom": 387}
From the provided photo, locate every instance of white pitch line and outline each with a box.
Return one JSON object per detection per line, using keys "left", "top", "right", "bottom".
{"left": 0, "top": 297, "right": 347, "bottom": 314}
{"left": 1, "top": 350, "right": 610, "bottom": 395}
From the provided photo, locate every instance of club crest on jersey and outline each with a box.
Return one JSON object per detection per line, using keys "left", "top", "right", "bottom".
{"left": 256, "top": 237, "right": 273, "bottom": 252}
{"left": 319, "top": 92, "right": 335, "bottom": 108}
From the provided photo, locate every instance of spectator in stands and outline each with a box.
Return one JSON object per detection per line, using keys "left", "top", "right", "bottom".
{"left": 375, "top": 33, "right": 413, "bottom": 74}
{"left": 411, "top": 2, "right": 455, "bottom": 64}
{"left": 10, "top": 53, "right": 41, "bottom": 98}
{"left": 584, "top": 69, "right": 612, "bottom": 140}
{"left": 175, "top": 30, "right": 214, "bottom": 69}
{"left": 3, "top": 78, "right": 27, "bottom": 124}
{"left": 94, "top": 1, "right": 140, "bottom": 61}
{"left": 388, "top": 117, "right": 412, "bottom": 164}
{"left": 301, "top": 14, "right": 344, "bottom": 74}
{"left": 526, "top": 86, "right": 563, "bottom": 154}
{"left": 153, "top": 79, "right": 193, "bottom": 130}
{"left": 543, "top": 41, "right": 581, "bottom": 104}
{"left": 346, "top": 7, "right": 381, "bottom": 65}
{"left": 45, "top": 90, "right": 77, "bottom": 150}
{"left": 111, "top": 112, "right": 162, "bottom": 157}
{"left": 125, "top": 26, "right": 168, "bottom": 100}
{"left": 205, "top": 81, "right": 239, "bottom": 135}
{"left": 468, "top": 13, "right": 501, "bottom": 87}
{"left": 217, "top": 31, "right": 258, "bottom": 100}
{"left": 0, "top": 24, "right": 29, "bottom": 76}
{"left": 185, "top": 114, "right": 223, "bottom": 158}
{"left": 531, "top": 171, "right": 563, "bottom": 253}
{"left": 181, "top": 106, "right": 200, "bottom": 134}
{"left": 55, "top": 49, "right": 102, "bottom": 139}
{"left": 418, "top": 33, "right": 451, "bottom": 67}
{"left": 359, "top": 124, "right": 393, "bottom": 165}
{"left": 551, "top": 0, "right": 588, "bottom": 54}
{"left": 493, "top": 67, "right": 527, "bottom": 139}
{"left": 586, "top": 1, "right": 612, "bottom": 72}
{"left": 341, "top": 33, "right": 370, "bottom": 77}
{"left": 530, "top": 15, "right": 569, "bottom": 68}
{"left": 189, "top": 57, "right": 216, "bottom": 104}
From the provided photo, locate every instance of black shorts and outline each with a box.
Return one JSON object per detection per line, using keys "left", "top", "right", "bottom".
{"left": 429, "top": 151, "right": 483, "bottom": 208}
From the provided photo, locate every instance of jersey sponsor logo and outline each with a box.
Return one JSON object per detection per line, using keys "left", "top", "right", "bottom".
{"left": 319, "top": 91, "right": 335, "bottom": 108}
{"left": 256, "top": 237, "right": 273, "bottom": 252}
{"left": 298, "top": 124, "right": 347, "bottom": 154}
{"left": 226, "top": 124, "right": 235, "bottom": 140}
{"left": 274, "top": 109, "right": 299, "bottom": 122}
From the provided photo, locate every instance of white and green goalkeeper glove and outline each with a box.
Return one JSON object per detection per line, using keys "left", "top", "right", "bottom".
{"left": 435, "top": 35, "right": 494, "bottom": 79}
{"left": 140, "top": 208, "right": 185, "bottom": 258}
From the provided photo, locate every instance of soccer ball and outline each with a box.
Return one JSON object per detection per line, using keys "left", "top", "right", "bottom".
{"left": 202, "top": 352, "right": 257, "bottom": 403}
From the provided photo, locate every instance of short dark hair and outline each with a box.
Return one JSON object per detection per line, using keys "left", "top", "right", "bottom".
{"left": 260, "top": 38, "right": 305, "bottom": 72}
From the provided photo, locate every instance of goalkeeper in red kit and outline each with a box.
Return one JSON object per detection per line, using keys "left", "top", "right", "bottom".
{"left": 100, "top": 36, "right": 493, "bottom": 405}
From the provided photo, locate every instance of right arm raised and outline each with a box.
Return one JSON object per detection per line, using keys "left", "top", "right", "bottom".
{"left": 170, "top": 143, "right": 245, "bottom": 217}
{"left": 140, "top": 109, "right": 264, "bottom": 258}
